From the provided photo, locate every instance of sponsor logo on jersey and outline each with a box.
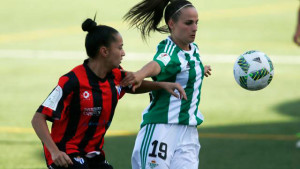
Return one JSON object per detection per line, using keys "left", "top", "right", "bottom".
{"left": 148, "top": 160, "right": 159, "bottom": 169}
{"left": 42, "top": 86, "right": 63, "bottom": 111}
{"left": 83, "top": 107, "right": 102, "bottom": 116}
{"left": 83, "top": 91, "right": 90, "bottom": 99}
{"left": 157, "top": 53, "right": 171, "bottom": 66}
{"left": 74, "top": 156, "right": 85, "bottom": 165}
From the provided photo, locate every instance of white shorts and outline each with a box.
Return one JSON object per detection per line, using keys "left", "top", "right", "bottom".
{"left": 131, "top": 124, "right": 200, "bottom": 169}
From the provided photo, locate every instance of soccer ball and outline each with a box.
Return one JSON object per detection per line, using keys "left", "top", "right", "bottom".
{"left": 233, "top": 50, "right": 274, "bottom": 91}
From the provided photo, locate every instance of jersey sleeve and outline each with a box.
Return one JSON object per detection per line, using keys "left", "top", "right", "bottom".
{"left": 153, "top": 43, "right": 181, "bottom": 82}
{"left": 36, "top": 73, "right": 75, "bottom": 121}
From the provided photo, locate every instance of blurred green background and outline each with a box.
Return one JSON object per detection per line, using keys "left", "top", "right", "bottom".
{"left": 0, "top": 0, "right": 300, "bottom": 168}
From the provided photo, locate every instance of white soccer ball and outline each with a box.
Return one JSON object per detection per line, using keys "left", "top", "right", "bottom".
{"left": 233, "top": 50, "right": 274, "bottom": 91}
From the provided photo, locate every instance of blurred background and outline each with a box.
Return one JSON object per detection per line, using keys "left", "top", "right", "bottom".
{"left": 0, "top": 0, "right": 299, "bottom": 168}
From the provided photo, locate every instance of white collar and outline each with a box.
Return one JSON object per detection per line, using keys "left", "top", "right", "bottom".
{"left": 167, "top": 36, "right": 194, "bottom": 53}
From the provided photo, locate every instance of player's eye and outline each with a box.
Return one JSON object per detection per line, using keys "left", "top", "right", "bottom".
{"left": 185, "top": 21, "right": 193, "bottom": 25}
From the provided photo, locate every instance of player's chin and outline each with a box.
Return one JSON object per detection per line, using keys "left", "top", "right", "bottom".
{"left": 115, "top": 62, "right": 121, "bottom": 68}
{"left": 190, "top": 36, "right": 196, "bottom": 41}
{"left": 187, "top": 36, "right": 195, "bottom": 43}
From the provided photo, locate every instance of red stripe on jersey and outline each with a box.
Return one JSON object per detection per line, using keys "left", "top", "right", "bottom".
{"left": 40, "top": 107, "right": 54, "bottom": 119}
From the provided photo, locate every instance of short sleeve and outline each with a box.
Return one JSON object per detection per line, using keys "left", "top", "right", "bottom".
{"left": 36, "top": 73, "right": 75, "bottom": 121}
{"left": 153, "top": 43, "right": 181, "bottom": 82}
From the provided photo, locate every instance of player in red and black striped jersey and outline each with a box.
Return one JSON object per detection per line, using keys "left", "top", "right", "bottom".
{"left": 31, "top": 18, "right": 187, "bottom": 169}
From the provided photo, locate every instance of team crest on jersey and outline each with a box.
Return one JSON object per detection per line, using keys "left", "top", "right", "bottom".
{"left": 115, "top": 85, "right": 122, "bottom": 95}
{"left": 148, "top": 160, "right": 159, "bottom": 169}
{"left": 74, "top": 156, "right": 85, "bottom": 164}
{"left": 157, "top": 53, "right": 171, "bottom": 66}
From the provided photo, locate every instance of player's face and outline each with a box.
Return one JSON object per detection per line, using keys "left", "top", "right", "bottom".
{"left": 107, "top": 33, "right": 125, "bottom": 68}
{"left": 171, "top": 7, "right": 198, "bottom": 45}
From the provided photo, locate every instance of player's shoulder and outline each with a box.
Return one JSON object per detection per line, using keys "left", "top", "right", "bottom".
{"left": 58, "top": 64, "right": 83, "bottom": 88}
{"left": 192, "top": 42, "right": 199, "bottom": 49}
{"left": 156, "top": 37, "right": 180, "bottom": 57}
{"left": 112, "top": 65, "right": 125, "bottom": 81}
{"left": 156, "top": 38, "right": 169, "bottom": 53}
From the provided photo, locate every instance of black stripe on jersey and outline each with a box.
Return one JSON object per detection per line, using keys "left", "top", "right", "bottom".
{"left": 107, "top": 77, "right": 118, "bottom": 125}
{"left": 95, "top": 77, "right": 118, "bottom": 151}
{"left": 57, "top": 71, "right": 81, "bottom": 151}
{"left": 78, "top": 68, "right": 103, "bottom": 153}
{"left": 120, "top": 67, "right": 126, "bottom": 79}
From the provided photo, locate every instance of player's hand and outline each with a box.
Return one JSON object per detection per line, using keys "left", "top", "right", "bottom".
{"left": 204, "top": 65, "right": 212, "bottom": 77}
{"left": 52, "top": 150, "right": 73, "bottom": 168}
{"left": 120, "top": 71, "right": 143, "bottom": 92}
{"left": 160, "top": 82, "right": 187, "bottom": 100}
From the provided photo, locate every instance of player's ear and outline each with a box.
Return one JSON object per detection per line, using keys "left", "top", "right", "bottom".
{"left": 168, "top": 19, "right": 175, "bottom": 31}
{"left": 99, "top": 46, "right": 109, "bottom": 57}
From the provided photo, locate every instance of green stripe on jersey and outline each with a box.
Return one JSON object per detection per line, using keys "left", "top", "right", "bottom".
{"left": 194, "top": 51, "right": 205, "bottom": 125}
{"left": 179, "top": 53, "right": 196, "bottom": 124}
{"left": 140, "top": 125, "right": 149, "bottom": 169}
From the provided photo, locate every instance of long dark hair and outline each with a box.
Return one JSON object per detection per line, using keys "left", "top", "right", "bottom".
{"left": 82, "top": 18, "right": 119, "bottom": 58}
{"left": 124, "top": 0, "right": 193, "bottom": 40}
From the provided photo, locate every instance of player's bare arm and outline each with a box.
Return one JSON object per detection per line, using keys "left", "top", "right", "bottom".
{"left": 31, "top": 113, "right": 73, "bottom": 168}
{"left": 120, "top": 61, "right": 161, "bottom": 88}
{"left": 133, "top": 80, "right": 187, "bottom": 100}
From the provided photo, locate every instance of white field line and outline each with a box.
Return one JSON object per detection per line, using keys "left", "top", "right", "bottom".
{"left": 0, "top": 127, "right": 297, "bottom": 141}
{"left": 0, "top": 49, "right": 299, "bottom": 64}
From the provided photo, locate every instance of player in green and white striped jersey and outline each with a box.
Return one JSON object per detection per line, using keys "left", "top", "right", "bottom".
{"left": 123, "top": 0, "right": 212, "bottom": 168}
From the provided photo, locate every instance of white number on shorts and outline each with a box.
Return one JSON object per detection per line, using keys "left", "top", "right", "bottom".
{"left": 148, "top": 140, "right": 167, "bottom": 160}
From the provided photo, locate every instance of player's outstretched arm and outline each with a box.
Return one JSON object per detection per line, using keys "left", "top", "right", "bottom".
{"left": 31, "top": 113, "right": 73, "bottom": 168}
{"left": 132, "top": 81, "right": 187, "bottom": 100}
{"left": 120, "top": 61, "right": 161, "bottom": 90}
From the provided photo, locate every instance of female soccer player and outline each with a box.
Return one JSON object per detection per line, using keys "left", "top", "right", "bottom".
{"left": 122, "top": 0, "right": 212, "bottom": 168}
{"left": 31, "top": 18, "right": 187, "bottom": 169}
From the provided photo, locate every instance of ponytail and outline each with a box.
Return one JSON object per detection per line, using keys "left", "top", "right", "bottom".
{"left": 124, "top": 0, "right": 170, "bottom": 40}
{"left": 124, "top": 0, "right": 193, "bottom": 40}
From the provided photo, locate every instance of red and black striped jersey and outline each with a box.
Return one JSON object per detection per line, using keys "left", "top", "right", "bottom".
{"left": 37, "top": 59, "right": 128, "bottom": 165}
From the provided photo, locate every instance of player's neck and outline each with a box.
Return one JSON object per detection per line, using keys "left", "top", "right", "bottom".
{"left": 88, "top": 58, "right": 111, "bottom": 79}
{"left": 170, "top": 36, "right": 190, "bottom": 51}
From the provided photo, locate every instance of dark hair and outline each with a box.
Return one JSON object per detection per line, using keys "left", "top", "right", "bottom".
{"left": 82, "top": 18, "right": 119, "bottom": 58}
{"left": 123, "top": 0, "right": 193, "bottom": 40}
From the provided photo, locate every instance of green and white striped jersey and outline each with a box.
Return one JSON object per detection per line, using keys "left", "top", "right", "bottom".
{"left": 141, "top": 37, "right": 205, "bottom": 127}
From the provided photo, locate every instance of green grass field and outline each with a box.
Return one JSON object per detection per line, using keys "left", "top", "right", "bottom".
{"left": 1, "top": 0, "right": 300, "bottom": 168}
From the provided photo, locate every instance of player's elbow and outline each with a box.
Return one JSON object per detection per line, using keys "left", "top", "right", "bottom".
{"left": 31, "top": 112, "right": 45, "bottom": 128}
